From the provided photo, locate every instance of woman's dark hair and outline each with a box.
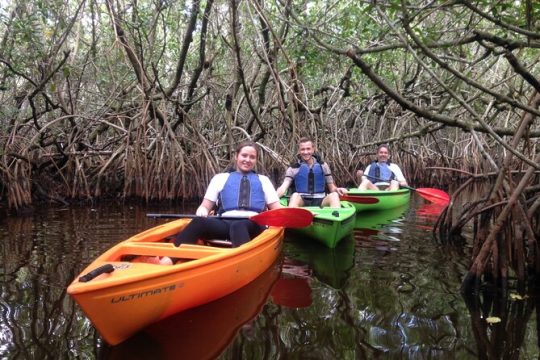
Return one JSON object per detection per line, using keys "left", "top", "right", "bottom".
{"left": 235, "top": 141, "right": 259, "bottom": 155}
{"left": 224, "top": 141, "right": 260, "bottom": 172}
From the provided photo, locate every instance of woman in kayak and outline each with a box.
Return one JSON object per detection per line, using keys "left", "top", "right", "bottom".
{"left": 173, "top": 141, "right": 282, "bottom": 248}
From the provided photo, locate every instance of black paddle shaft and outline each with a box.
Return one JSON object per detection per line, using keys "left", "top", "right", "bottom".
{"left": 146, "top": 213, "right": 250, "bottom": 220}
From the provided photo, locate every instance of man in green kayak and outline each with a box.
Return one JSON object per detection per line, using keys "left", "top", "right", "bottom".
{"left": 276, "top": 137, "right": 347, "bottom": 208}
{"left": 357, "top": 144, "right": 408, "bottom": 191}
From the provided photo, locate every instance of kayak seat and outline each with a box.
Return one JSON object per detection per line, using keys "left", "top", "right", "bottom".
{"left": 119, "top": 254, "right": 187, "bottom": 264}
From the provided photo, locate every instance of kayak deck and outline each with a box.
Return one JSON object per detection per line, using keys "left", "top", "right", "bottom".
{"left": 287, "top": 201, "right": 357, "bottom": 248}
{"left": 342, "top": 188, "right": 410, "bottom": 212}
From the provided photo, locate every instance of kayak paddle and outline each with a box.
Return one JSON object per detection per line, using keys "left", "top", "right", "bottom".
{"left": 362, "top": 176, "right": 450, "bottom": 204}
{"left": 147, "top": 207, "right": 313, "bottom": 228}
{"left": 411, "top": 187, "right": 450, "bottom": 204}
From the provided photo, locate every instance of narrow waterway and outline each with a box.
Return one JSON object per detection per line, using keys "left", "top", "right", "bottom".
{"left": 0, "top": 198, "right": 538, "bottom": 359}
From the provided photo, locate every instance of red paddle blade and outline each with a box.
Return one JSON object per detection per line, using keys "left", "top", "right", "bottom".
{"left": 340, "top": 195, "right": 379, "bottom": 204}
{"left": 251, "top": 208, "right": 313, "bottom": 228}
{"left": 415, "top": 188, "right": 450, "bottom": 204}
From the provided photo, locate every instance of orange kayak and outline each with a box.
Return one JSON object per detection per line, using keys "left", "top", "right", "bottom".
{"left": 67, "top": 219, "right": 284, "bottom": 345}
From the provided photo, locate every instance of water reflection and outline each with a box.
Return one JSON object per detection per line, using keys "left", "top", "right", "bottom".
{"left": 353, "top": 205, "right": 409, "bottom": 250}
{"left": 416, "top": 202, "right": 447, "bottom": 219}
{"left": 0, "top": 201, "right": 538, "bottom": 358}
{"left": 284, "top": 234, "right": 355, "bottom": 289}
{"left": 355, "top": 205, "right": 410, "bottom": 230}
{"left": 0, "top": 211, "right": 96, "bottom": 359}
{"left": 463, "top": 288, "right": 539, "bottom": 359}
{"left": 271, "top": 260, "right": 313, "bottom": 308}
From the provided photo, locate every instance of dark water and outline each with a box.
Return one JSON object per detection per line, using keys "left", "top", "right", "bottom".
{"left": 0, "top": 199, "right": 538, "bottom": 359}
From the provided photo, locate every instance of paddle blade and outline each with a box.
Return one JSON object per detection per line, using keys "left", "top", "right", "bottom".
{"left": 415, "top": 188, "right": 450, "bottom": 204}
{"left": 251, "top": 208, "right": 313, "bottom": 228}
{"left": 340, "top": 195, "right": 379, "bottom": 204}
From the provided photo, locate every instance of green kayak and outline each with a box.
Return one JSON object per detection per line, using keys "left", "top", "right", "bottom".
{"left": 281, "top": 199, "right": 357, "bottom": 248}
{"left": 341, "top": 188, "right": 411, "bottom": 212}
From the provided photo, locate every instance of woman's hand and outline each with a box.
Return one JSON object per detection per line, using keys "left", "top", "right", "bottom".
{"left": 196, "top": 206, "right": 209, "bottom": 217}
{"left": 196, "top": 199, "right": 215, "bottom": 217}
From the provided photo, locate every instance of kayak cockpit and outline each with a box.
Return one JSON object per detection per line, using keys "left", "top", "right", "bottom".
{"left": 105, "top": 241, "right": 231, "bottom": 263}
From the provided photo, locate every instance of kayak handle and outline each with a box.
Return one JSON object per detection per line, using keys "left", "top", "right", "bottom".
{"left": 79, "top": 264, "right": 115, "bottom": 282}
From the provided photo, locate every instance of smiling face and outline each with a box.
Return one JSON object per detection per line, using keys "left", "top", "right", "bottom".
{"left": 376, "top": 146, "right": 390, "bottom": 163}
{"left": 235, "top": 145, "right": 258, "bottom": 173}
{"left": 298, "top": 140, "right": 315, "bottom": 164}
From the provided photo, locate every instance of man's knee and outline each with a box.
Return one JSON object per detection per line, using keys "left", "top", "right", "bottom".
{"left": 358, "top": 178, "right": 370, "bottom": 190}
{"left": 327, "top": 192, "right": 339, "bottom": 201}
{"left": 289, "top": 193, "right": 304, "bottom": 207}
{"left": 388, "top": 180, "right": 399, "bottom": 191}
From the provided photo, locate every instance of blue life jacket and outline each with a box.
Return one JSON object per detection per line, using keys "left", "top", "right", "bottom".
{"left": 218, "top": 171, "right": 266, "bottom": 213}
{"left": 294, "top": 161, "right": 326, "bottom": 194}
{"left": 367, "top": 161, "right": 395, "bottom": 182}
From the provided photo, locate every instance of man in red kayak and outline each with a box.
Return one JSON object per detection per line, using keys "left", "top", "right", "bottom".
{"left": 357, "top": 144, "right": 408, "bottom": 191}
{"left": 276, "top": 137, "right": 347, "bottom": 208}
